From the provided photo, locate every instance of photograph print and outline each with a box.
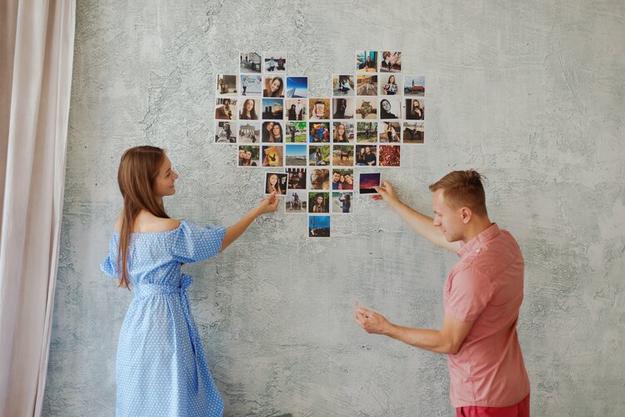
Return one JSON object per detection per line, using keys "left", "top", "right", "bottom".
{"left": 286, "top": 77, "right": 308, "bottom": 98}
{"left": 379, "top": 51, "right": 401, "bottom": 72}
{"left": 238, "top": 122, "right": 261, "bottom": 143}
{"left": 356, "top": 50, "right": 378, "bottom": 73}
{"left": 332, "top": 74, "right": 355, "bottom": 96}
{"left": 240, "top": 52, "right": 261, "bottom": 74}
{"left": 240, "top": 74, "right": 262, "bottom": 96}
{"left": 215, "top": 121, "right": 237, "bottom": 143}
{"left": 332, "top": 192, "right": 353, "bottom": 214}
{"left": 403, "top": 75, "right": 425, "bottom": 96}
{"left": 216, "top": 74, "right": 237, "bottom": 96}
{"left": 286, "top": 190, "right": 307, "bottom": 213}
{"left": 238, "top": 145, "right": 260, "bottom": 167}
{"left": 265, "top": 172, "right": 288, "bottom": 195}
{"left": 308, "top": 214, "right": 330, "bottom": 237}
{"left": 264, "top": 53, "right": 286, "bottom": 72}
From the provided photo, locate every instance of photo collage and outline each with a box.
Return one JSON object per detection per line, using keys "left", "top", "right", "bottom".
{"left": 214, "top": 51, "right": 425, "bottom": 237}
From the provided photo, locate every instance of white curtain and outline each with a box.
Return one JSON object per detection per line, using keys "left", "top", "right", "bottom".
{"left": 0, "top": 1, "right": 75, "bottom": 416}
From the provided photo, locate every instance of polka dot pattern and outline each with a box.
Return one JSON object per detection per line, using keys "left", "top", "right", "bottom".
{"left": 100, "top": 220, "right": 226, "bottom": 417}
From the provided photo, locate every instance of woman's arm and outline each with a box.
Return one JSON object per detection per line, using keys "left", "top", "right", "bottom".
{"left": 221, "top": 193, "right": 279, "bottom": 251}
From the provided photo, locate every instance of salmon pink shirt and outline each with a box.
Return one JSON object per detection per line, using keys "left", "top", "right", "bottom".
{"left": 443, "top": 223, "right": 530, "bottom": 407}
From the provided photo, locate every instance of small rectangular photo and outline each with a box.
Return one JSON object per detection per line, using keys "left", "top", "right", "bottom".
{"left": 308, "top": 122, "right": 331, "bottom": 143}
{"left": 332, "top": 97, "right": 355, "bottom": 119}
{"left": 261, "top": 145, "right": 283, "bottom": 167}
{"left": 238, "top": 122, "right": 261, "bottom": 143}
{"left": 332, "top": 145, "right": 355, "bottom": 166}
{"left": 285, "top": 144, "right": 307, "bottom": 166}
{"left": 308, "top": 214, "right": 331, "bottom": 237}
{"left": 379, "top": 121, "right": 401, "bottom": 143}
{"left": 308, "top": 144, "right": 331, "bottom": 166}
{"left": 379, "top": 97, "right": 402, "bottom": 119}
{"left": 240, "top": 52, "right": 262, "bottom": 74}
{"left": 332, "top": 168, "right": 354, "bottom": 190}
{"left": 286, "top": 121, "right": 307, "bottom": 142}
{"left": 238, "top": 145, "right": 260, "bottom": 167}
{"left": 308, "top": 98, "right": 331, "bottom": 120}
{"left": 379, "top": 73, "right": 402, "bottom": 96}
{"left": 261, "top": 98, "right": 284, "bottom": 119}
{"left": 238, "top": 98, "right": 260, "bottom": 120}
{"left": 240, "top": 74, "right": 262, "bottom": 96}
{"left": 285, "top": 99, "right": 307, "bottom": 121}
{"left": 286, "top": 168, "right": 307, "bottom": 190}
{"left": 379, "top": 145, "right": 401, "bottom": 167}
{"left": 308, "top": 192, "right": 330, "bottom": 214}
{"left": 263, "top": 76, "right": 285, "bottom": 98}
{"left": 355, "top": 98, "right": 378, "bottom": 119}
{"left": 216, "top": 74, "right": 238, "bottom": 96}
{"left": 355, "top": 145, "right": 378, "bottom": 166}
{"left": 309, "top": 168, "right": 330, "bottom": 190}
{"left": 356, "top": 50, "right": 378, "bottom": 73}
{"left": 332, "top": 121, "right": 355, "bottom": 143}
{"left": 332, "top": 192, "right": 353, "bottom": 214}
{"left": 215, "top": 98, "right": 237, "bottom": 120}
{"left": 403, "top": 121, "right": 424, "bottom": 144}
{"left": 262, "top": 121, "right": 284, "bottom": 143}
{"left": 359, "top": 173, "right": 381, "bottom": 194}
{"left": 286, "top": 76, "right": 308, "bottom": 98}
{"left": 264, "top": 54, "right": 286, "bottom": 73}
{"left": 356, "top": 75, "right": 378, "bottom": 96}
{"left": 265, "top": 172, "right": 288, "bottom": 195}
{"left": 379, "top": 51, "right": 402, "bottom": 72}
{"left": 404, "top": 75, "right": 425, "bottom": 96}
{"left": 405, "top": 98, "right": 424, "bottom": 120}
{"left": 356, "top": 121, "right": 378, "bottom": 143}
{"left": 286, "top": 190, "right": 307, "bottom": 213}
{"left": 332, "top": 75, "right": 355, "bottom": 96}
{"left": 215, "top": 121, "right": 237, "bottom": 143}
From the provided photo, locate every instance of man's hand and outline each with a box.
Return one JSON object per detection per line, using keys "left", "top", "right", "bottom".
{"left": 256, "top": 192, "right": 280, "bottom": 215}
{"left": 373, "top": 180, "right": 400, "bottom": 204}
{"left": 355, "top": 307, "right": 393, "bottom": 335}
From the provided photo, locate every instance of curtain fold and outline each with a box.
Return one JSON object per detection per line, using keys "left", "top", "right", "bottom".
{"left": 0, "top": 1, "right": 75, "bottom": 416}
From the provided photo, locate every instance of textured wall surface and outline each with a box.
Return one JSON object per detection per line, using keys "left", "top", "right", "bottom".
{"left": 44, "top": 1, "right": 625, "bottom": 416}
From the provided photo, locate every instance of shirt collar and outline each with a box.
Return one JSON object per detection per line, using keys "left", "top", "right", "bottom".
{"left": 457, "top": 223, "right": 500, "bottom": 257}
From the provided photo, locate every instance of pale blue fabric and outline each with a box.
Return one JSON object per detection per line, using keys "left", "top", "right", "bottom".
{"left": 101, "top": 220, "right": 226, "bottom": 417}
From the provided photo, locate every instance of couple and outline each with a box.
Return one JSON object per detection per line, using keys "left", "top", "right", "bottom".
{"left": 103, "top": 148, "right": 529, "bottom": 417}
{"left": 331, "top": 171, "right": 353, "bottom": 190}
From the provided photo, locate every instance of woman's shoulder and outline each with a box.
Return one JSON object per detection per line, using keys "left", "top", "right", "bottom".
{"left": 114, "top": 211, "right": 182, "bottom": 234}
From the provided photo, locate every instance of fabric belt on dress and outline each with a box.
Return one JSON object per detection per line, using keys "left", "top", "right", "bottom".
{"left": 132, "top": 274, "right": 202, "bottom": 358}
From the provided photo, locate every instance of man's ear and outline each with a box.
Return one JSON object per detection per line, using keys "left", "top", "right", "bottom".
{"left": 460, "top": 207, "right": 472, "bottom": 224}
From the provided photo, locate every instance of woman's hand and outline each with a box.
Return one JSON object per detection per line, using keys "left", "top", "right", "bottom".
{"left": 256, "top": 192, "right": 280, "bottom": 215}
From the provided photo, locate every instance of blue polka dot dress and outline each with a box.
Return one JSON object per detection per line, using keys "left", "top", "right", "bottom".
{"left": 100, "top": 220, "right": 226, "bottom": 417}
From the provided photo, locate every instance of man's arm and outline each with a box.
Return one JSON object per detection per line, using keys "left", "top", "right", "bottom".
{"left": 374, "top": 181, "right": 461, "bottom": 252}
{"left": 355, "top": 306, "right": 473, "bottom": 354}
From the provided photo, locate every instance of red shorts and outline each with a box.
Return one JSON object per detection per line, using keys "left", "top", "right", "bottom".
{"left": 456, "top": 394, "right": 530, "bottom": 417}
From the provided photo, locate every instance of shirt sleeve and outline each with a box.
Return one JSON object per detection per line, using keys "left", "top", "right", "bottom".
{"left": 171, "top": 221, "right": 226, "bottom": 264}
{"left": 445, "top": 267, "right": 494, "bottom": 322}
{"left": 100, "top": 234, "right": 119, "bottom": 279}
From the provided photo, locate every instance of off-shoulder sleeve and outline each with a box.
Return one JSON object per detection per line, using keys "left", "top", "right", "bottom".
{"left": 171, "top": 220, "right": 226, "bottom": 264}
{"left": 100, "top": 234, "right": 119, "bottom": 279}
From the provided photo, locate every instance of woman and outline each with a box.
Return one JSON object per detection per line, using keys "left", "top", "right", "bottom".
{"left": 270, "top": 123, "right": 283, "bottom": 143}
{"left": 407, "top": 99, "right": 424, "bottom": 120}
{"left": 380, "top": 99, "right": 397, "bottom": 119}
{"left": 101, "top": 146, "right": 279, "bottom": 417}
{"left": 339, "top": 193, "right": 351, "bottom": 213}
{"left": 266, "top": 173, "right": 283, "bottom": 194}
{"left": 385, "top": 124, "right": 400, "bottom": 142}
{"left": 333, "top": 123, "right": 349, "bottom": 143}
{"left": 311, "top": 194, "right": 326, "bottom": 213}
{"left": 382, "top": 75, "right": 398, "bottom": 95}
{"left": 239, "top": 98, "right": 258, "bottom": 120}
{"left": 263, "top": 77, "right": 284, "bottom": 97}
{"left": 287, "top": 104, "right": 297, "bottom": 121}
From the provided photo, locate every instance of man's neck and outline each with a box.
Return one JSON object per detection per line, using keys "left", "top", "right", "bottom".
{"left": 462, "top": 217, "right": 493, "bottom": 243}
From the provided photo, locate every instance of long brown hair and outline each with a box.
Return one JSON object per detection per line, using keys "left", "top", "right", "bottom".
{"left": 116, "top": 146, "right": 170, "bottom": 288}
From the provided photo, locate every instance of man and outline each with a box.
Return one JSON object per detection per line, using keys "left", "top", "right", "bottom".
{"left": 355, "top": 170, "right": 530, "bottom": 417}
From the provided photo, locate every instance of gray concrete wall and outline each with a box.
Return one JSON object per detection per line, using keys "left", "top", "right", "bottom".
{"left": 43, "top": 1, "right": 625, "bottom": 416}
